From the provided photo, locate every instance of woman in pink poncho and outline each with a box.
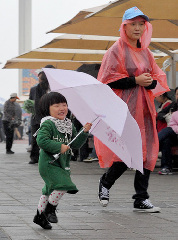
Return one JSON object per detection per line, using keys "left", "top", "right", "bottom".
{"left": 96, "top": 7, "right": 169, "bottom": 212}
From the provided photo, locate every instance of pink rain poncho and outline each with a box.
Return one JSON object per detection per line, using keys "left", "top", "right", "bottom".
{"left": 95, "top": 19, "right": 170, "bottom": 171}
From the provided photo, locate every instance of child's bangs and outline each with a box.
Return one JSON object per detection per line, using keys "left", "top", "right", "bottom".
{"left": 49, "top": 92, "right": 67, "bottom": 105}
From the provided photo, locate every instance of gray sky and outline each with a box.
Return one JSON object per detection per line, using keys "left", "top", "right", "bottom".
{"left": 0, "top": 0, "right": 110, "bottom": 100}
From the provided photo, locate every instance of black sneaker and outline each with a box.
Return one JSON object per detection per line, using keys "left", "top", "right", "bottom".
{"left": 45, "top": 202, "right": 58, "bottom": 223}
{"left": 98, "top": 180, "right": 109, "bottom": 207}
{"left": 29, "top": 158, "right": 38, "bottom": 164}
{"left": 33, "top": 210, "right": 52, "bottom": 229}
{"left": 133, "top": 199, "right": 161, "bottom": 213}
{"left": 6, "top": 150, "right": 14, "bottom": 154}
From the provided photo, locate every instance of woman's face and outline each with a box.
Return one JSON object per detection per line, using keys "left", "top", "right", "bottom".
{"left": 124, "top": 18, "right": 145, "bottom": 42}
{"left": 49, "top": 102, "right": 68, "bottom": 120}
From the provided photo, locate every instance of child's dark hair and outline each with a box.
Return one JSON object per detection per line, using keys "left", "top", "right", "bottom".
{"left": 39, "top": 92, "right": 67, "bottom": 117}
{"left": 162, "top": 92, "right": 171, "bottom": 100}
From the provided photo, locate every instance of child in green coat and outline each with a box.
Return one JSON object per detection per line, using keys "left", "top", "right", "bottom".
{"left": 33, "top": 92, "right": 92, "bottom": 229}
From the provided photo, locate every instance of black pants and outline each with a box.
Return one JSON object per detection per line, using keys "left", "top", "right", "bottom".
{"left": 3, "top": 121, "right": 14, "bottom": 151}
{"left": 100, "top": 162, "right": 150, "bottom": 203}
{"left": 30, "top": 124, "right": 40, "bottom": 161}
{"left": 158, "top": 127, "right": 177, "bottom": 169}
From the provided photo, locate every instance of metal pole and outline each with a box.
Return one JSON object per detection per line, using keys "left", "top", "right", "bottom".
{"left": 19, "top": 0, "right": 32, "bottom": 96}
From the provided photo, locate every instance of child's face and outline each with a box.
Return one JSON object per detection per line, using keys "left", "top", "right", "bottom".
{"left": 49, "top": 102, "right": 68, "bottom": 120}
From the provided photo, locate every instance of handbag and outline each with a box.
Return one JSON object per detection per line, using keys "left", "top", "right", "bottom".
{"left": 164, "top": 110, "right": 172, "bottom": 124}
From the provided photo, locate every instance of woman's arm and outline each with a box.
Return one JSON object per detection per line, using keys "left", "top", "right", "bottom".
{"left": 107, "top": 77, "right": 157, "bottom": 90}
{"left": 108, "top": 77, "right": 136, "bottom": 89}
{"left": 169, "top": 112, "right": 178, "bottom": 134}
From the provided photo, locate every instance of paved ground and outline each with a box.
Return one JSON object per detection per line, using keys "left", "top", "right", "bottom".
{"left": 0, "top": 139, "right": 178, "bottom": 240}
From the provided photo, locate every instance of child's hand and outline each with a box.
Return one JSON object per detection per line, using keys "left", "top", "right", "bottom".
{"left": 60, "top": 144, "right": 70, "bottom": 154}
{"left": 83, "top": 123, "right": 92, "bottom": 132}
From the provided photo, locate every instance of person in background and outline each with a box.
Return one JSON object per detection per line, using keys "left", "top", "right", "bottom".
{"left": 0, "top": 111, "right": 5, "bottom": 142}
{"left": 2, "top": 93, "right": 20, "bottom": 154}
{"left": 155, "top": 92, "right": 172, "bottom": 133}
{"left": 33, "top": 92, "right": 92, "bottom": 229}
{"left": 75, "top": 63, "right": 101, "bottom": 162}
{"left": 28, "top": 71, "right": 42, "bottom": 163}
{"left": 83, "top": 134, "right": 98, "bottom": 162}
{"left": 156, "top": 87, "right": 178, "bottom": 126}
{"left": 14, "top": 101, "right": 22, "bottom": 140}
{"left": 94, "top": 7, "right": 169, "bottom": 212}
{"left": 158, "top": 88, "right": 178, "bottom": 175}
{"left": 29, "top": 65, "right": 55, "bottom": 164}
{"left": 26, "top": 116, "right": 32, "bottom": 151}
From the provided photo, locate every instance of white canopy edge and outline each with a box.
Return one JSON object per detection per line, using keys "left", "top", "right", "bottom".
{"left": 82, "top": 3, "right": 110, "bottom": 14}
{"left": 55, "top": 34, "right": 178, "bottom": 43}
{"left": 55, "top": 34, "right": 119, "bottom": 41}
{"left": 34, "top": 47, "right": 168, "bottom": 57}
{"left": 6, "top": 58, "right": 102, "bottom": 63}
{"left": 35, "top": 48, "right": 107, "bottom": 54}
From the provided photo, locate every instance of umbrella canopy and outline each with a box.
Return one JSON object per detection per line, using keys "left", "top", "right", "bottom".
{"left": 50, "top": 0, "right": 178, "bottom": 41}
{"left": 3, "top": 0, "right": 177, "bottom": 78}
{"left": 48, "top": 0, "right": 178, "bottom": 87}
{"left": 43, "top": 68, "right": 143, "bottom": 173}
{"left": 49, "top": 1, "right": 178, "bottom": 57}
{"left": 3, "top": 34, "right": 172, "bottom": 70}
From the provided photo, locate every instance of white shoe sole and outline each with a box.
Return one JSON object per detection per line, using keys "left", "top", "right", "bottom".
{"left": 83, "top": 158, "right": 98, "bottom": 162}
{"left": 159, "top": 172, "right": 173, "bottom": 175}
{"left": 133, "top": 207, "right": 161, "bottom": 213}
{"left": 98, "top": 196, "right": 109, "bottom": 207}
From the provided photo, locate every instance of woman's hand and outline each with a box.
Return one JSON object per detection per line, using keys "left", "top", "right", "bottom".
{"left": 83, "top": 122, "right": 92, "bottom": 132}
{"left": 135, "top": 73, "right": 153, "bottom": 87}
{"left": 60, "top": 144, "right": 70, "bottom": 154}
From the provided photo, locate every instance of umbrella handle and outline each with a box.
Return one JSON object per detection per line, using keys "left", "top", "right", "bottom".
{"left": 50, "top": 127, "right": 85, "bottom": 163}
{"left": 50, "top": 116, "right": 100, "bottom": 164}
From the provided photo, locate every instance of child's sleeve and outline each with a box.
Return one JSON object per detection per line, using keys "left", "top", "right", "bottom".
{"left": 36, "top": 121, "right": 62, "bottom": 154}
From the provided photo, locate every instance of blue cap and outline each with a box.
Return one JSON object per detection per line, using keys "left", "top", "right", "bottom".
{"left": 122, "top": 7, "right": 149, "bottom": 22}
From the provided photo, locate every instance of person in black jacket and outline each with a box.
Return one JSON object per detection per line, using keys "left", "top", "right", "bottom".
{"left": 0, "top": 111, "right": 5, "bottom": 142}
{"left": 2, "top": 93, "right": 19, "bottom": 154}
{"left": 29, "top": 65, "right": 55, "bottom": 164}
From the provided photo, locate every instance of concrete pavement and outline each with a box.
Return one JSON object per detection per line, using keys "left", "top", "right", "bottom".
{"left": 0, "top": 140, "right": 178, "bottom": 240}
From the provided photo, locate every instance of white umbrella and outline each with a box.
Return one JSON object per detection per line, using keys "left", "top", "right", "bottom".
{"left": 43, "top": 68, "right": 143, "bottom": 173}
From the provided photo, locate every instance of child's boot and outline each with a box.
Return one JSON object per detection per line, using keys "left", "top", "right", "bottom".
{"left": 33, "top": 210, "right": 52, "bottom": 229}
{"left": 45, "top": 202, "right": 58, "bottom": 223}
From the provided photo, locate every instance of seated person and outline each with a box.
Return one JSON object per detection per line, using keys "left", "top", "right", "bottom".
{"left": 155, "top": 93, "right": 172, "bottom": 133}
{"left": 156, "top": 87, "right": 178, "bottom": 128}
{"left": 158, "top": 107, "right": 178, "bottom": 175}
